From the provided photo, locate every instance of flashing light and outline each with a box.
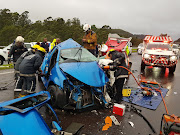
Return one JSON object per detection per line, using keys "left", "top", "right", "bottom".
{"left": 149, "top": 40, "right": 153, "bottom": 43}
{"left": 151, "top": 55, "right": 155, "bottom": 58}
{"left": 170, "top": 56, "right": 177, "bottom": 61}
{"left": 164, "top": 41, "right": 169, "bottom": 43}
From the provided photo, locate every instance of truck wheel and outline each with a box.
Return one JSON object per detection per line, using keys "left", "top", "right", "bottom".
{"left": 141, "top": 61, "right": 146, "bottom": 71}
{"left": 0, "top": 57, "right": 3, "bottom": 65}
{"left": 169, "top": 65, "right": 176, "bottom": 74}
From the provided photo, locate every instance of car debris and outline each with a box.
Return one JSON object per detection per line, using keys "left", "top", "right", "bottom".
{"left": 110, "top": 115, "right": 121, "bottom": 126}
{"left": 128, "top": 121, "right": 134, "bottom": 128}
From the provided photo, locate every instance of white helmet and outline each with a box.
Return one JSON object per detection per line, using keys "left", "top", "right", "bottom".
{"left": 83, "top": 24, "right": 91, "bottom": 32}
{"left": 15, "top": 36, "right": 24, "bottom": 43}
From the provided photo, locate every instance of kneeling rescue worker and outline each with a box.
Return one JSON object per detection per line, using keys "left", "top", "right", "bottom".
{"left": 108, "top": 49, "right": 128, "bottom": 103}
{"left": 14, "top": 47, "right": 46, "bottom": 98}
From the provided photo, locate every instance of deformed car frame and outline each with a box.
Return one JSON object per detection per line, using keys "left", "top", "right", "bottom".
{"left": 0, "top": 91, "right": 62, "bottom": 135}
{"left": 40, "top": 38, "right": 110, "bottom": 109}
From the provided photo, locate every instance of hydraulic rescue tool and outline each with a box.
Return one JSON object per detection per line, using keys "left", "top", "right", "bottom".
{"left": 103, "top": 65, "right": 180, "bottom": 135}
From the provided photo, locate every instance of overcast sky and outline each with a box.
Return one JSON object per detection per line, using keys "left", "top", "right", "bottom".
{"left": 1, "top": 0, "right": 180, "bottom": 40}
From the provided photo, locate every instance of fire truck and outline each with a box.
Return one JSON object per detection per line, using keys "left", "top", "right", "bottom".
{"left": 141, "top": 35, "right": 178, "bottom": 73}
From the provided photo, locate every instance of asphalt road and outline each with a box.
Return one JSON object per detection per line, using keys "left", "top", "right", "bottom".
{"left": 0, "top": 53, "right": 180, "bottom": 135}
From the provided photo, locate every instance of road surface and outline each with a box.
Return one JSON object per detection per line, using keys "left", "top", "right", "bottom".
{"left": 0, "top": 53, "right": 179, "bottom": 135}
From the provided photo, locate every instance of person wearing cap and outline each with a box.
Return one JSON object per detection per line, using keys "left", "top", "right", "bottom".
{"left": 8, "top": 36, "right": 28, "bottom": 80}
{"left": 82, "top": 24, "right": 97, "bottom": 56}
{"left": 8, "top": 36, "right": 28, "bottom": 65}
{"left": 107, "top": 49, "right": 128, "bottom": 103}
{"left": 14, "top": 45, "right": 40, "bottom": 96}
{"left": 15, "top": 47, "right": 46, "bottom": 98}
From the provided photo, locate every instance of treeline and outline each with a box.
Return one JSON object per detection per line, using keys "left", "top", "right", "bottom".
{"left": 0, "top": 8, "right": 142, "bottom": 46}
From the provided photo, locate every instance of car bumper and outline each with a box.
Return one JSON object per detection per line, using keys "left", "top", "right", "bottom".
{"left": 143, "top": 58, "right": 177, "bottom": 67}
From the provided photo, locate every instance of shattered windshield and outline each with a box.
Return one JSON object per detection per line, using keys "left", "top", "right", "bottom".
{"left": 59, "top": 47, "right": 97, "bottom": 63}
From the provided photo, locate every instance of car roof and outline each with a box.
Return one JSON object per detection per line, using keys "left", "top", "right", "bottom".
{"left": 57, "top": 38, "right": 81, "bottom": 50}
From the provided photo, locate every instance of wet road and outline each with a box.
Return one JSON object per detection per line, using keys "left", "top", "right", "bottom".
{"left": 0, "top": 53, "right": 179, "bottom": 135}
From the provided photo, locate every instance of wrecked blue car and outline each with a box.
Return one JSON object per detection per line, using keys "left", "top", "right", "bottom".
{"left": 40, "top": 38, "right": 109, "bottom": 109}
{"left": 0, "top": 91, "right": 62, "bottom": 135}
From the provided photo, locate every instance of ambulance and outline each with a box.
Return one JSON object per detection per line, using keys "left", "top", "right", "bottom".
{"left": 141, "top": 35, "right": 178, "bottom": 73}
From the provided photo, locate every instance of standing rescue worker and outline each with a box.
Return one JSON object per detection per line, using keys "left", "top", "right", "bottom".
{"left": 14, "top": 45, "right": 40, "bottom": 97}
{"left": 41, "top": 38, "right": 49, "bottom": 52}
{"left": 17, "top": 47, "right": 46, "bottom": 97}
{"left": 8, "top": 36, "right": 28, "bottom": 80}
{"left": 82, "top": 24, "right": 97, "bottom": 56}
{"left": 108, "top": 49, "right": 128, "bottom": 103}
{"left": 50, "top": 38, "right": 61, "bottom": 51}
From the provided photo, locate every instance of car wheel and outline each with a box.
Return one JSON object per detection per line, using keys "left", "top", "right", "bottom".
{"left": 47, "top": 85, "right": 58, "bottom": 108}
{"left": 0, "top": 57, "right": 3, "bottom": 65}
{"left": 141, "top": 61, "right": 146, "bottom": 71}
{"left": 169, "top": 65, "right": 176, "bottom": 74}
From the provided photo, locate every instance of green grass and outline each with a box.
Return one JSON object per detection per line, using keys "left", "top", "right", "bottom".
{"left": 132, "top": 48, "right": 137, "bottom": 53}
{"left": 0, "top": 64, "right": 14, "bottom": 70}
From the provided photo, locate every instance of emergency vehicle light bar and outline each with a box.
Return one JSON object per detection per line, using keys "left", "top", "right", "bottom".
{"left": 144, "top": 36, "right": 173, "bottom": 42}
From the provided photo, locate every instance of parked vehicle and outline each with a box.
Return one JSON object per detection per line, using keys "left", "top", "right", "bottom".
{"left": 137, "top": 43, "right": 144, "bottom": 55}
{"left": 40, "top": 38, "right": 110, "bottom": 109}
{"left": 0, "top": 91, "right": 62, "bottom": 135}
{"left": 100, "top": 33, "right": 132, "bottom": 56}
{"left": 0, "top": 43, "right": 33, "bottom": 65}
{"left": 172, "top": 44, "right": 179, "bottom": 55}
{"left": 141, "top": 42, "right": 178, "bottom": 73}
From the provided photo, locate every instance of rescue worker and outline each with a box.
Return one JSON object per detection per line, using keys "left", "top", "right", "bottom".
{"left": 17, "top": 47, "right": 46, "bottom": 97}
{"left": 50, "top": 38, "right": 61, "bottom": 51}
{"left": 14, "top": 45, "right": 40, "bottom": 96}
{"left": 8, "top": 36, "right": 28, "bottom": 80}
{"left": 108, "top": 49, "right": 128, "bottom": 103}
{"left": 82, "top": 24, "right": 97, "bottom": 56}
{"left": 41, "top": 38, "right": 49, "bottom": 52}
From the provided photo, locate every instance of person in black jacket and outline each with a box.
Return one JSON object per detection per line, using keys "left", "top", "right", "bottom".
{"left": 108, "top": 50, "right": 128, "bottom": 103}
{"left": 14, "top": 45, "right": 40, "bottom": 95}
{"left": 8, "top": 36, "right": 28, "bottom": 80}
{"left": 8, "top": 36, "right": 28, "bottom": 64}
{"left": 41, "top": 38, "right": 49, "bottom": 52}
{"left": 14, "top": 47, "right": 46, "bottom": 98}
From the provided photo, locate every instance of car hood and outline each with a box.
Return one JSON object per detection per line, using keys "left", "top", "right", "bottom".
{"left": 59, "top": 61, "right": 109, "bottom": 87}
{"left": 144, "top": 49, "right": 175, "bottom": 56}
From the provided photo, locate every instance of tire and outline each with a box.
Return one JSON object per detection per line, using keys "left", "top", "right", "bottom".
{"left": 0, "top": 57, "right": 4, "bottom": 65}
{"left": 47, "top": 85, "right": 58, "bottom": 108}
{"left": 169, "top": 65, "right": 176, "bottom": 74}
{"left": 47, "top": 85, "right": 68, "bottom": 108}
{"left": 141, "top": 61, "right": 146, "bottom": 71}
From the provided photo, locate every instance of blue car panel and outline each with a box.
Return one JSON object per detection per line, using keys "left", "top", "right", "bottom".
{"left": 0, "top": 110, "right": 52, "bottom": 135}
{"left": 60, "top": 61, "right": 108, "bottom": 87}
{"left": 0, "top": 91, "right": 62, "bottom": 135}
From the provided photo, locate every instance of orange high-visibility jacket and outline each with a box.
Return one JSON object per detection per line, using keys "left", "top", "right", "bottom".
{"left": 82, "top": 30, "right": 97, "bottom": 49}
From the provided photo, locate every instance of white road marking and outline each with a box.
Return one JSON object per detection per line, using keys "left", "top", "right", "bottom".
{"left": 0, "top": 71, "right": 14, "bottom": 75}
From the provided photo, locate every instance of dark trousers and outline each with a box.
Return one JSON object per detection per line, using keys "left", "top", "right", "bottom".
{"left": 88, "top": 49, "right": 96, "bottom": 56}
{"left": 15, "top": 76, "right": 36, "bottom": 93}
{"left": 114, "top": 78, "right": 125, "bottom": 103}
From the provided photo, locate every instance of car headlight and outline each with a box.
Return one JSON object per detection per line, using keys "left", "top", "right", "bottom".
{"left": 144, "top": 54, "right": 150, "bottom": 59}
{"left": 170, "top": 56, "right": 177, "bottom": 61}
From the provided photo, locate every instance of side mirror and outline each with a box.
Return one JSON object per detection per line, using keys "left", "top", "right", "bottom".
{"left": 51, "top": 121, "right": 62, "bottom": 131}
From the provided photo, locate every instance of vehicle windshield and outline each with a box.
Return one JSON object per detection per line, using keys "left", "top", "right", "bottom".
{"left": 59, "top": 47, "right": 97, "bottom": 63}
{"left": 146, "top": 43, "right": 172, "bottom": 51}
